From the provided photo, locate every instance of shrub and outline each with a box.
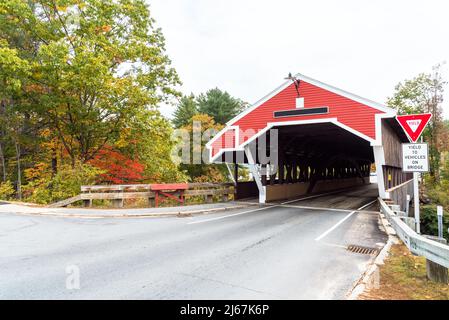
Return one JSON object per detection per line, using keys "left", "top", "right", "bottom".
{"left": 88, "top": 146, "right": 145, "bottom": 184}
{"left": 426, "top": 182, "right": 449, "bottom": 209}
{"left": 0, "top": 180, "right": 15, "bottom": 200}
{"left": 420, "top": 205, "right": 449, "bottom": 241}
{"left": 23, "top": 164, "right": 104, "bottom": 204}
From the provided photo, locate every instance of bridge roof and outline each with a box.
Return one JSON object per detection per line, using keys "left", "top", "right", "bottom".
{"left": 207, "top": 73, "right": 396, "bottom": 162}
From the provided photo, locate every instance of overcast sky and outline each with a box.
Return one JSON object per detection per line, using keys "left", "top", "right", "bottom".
{"left": 149, "top": 0, "right": 449, "bottom": 119}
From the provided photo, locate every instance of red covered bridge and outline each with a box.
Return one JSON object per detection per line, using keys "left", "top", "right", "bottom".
{"left": 206, "top": 73, "right": 411, "bottom": 205}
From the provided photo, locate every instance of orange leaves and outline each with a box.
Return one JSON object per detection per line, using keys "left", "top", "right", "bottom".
{"left": 95, "top": 25, "right": 112, "bottom": 34}
{"left": 101, "top": 25, "right": 112, "bottom": 32}
{"left": 182, "top": 114, "right": 224, "bottom": 132}
{"left": 89, "top": 146, "right": 145, "bottom": 184}
{"left": 38, "top": 129, "right": 60, "bottom": 154}
{"left": 24, "top": 83, "right": 47, "bottom": 94}
{"left": 24, "top": 163, "right": 49, "bottom": 181}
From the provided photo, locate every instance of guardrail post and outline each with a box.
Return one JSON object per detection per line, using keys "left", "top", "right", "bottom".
{"left": 221, "top": 190, "right": 228, "bottom": 202}
{"left": 148, "top": 196, "right": 155, "bottom": 207}
{"left": 83, "top": 188, "right": 92, "bottom": 207}
{"left": 83, "top": 199, "right": 92, "bottom": 208}
{"left": 112, "top": 199, "right": 123, "bottom": 208}
{"left": 437, "top": 206, "right": 443, "bottom": 239}
{"left": 112, "top": 186, "right": 124, "bottom": 208}
{"left": 205, "top": 194, "right": 213, "bottom": 203}
{"left": 423, "top": 235, "right": 448, "bottom": 284}
{"left": 380, "top": 197, "right": 449, "bottom": 283}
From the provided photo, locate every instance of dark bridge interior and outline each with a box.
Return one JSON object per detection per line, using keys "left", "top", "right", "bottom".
{"left": 276, "top": 123, "right": 374, "bottom": 167}
{"left": 218, "top": 122, "right": 374, "bottom": 194}
{"left": 262, "top": 123, "right": 373, "bottom": 187}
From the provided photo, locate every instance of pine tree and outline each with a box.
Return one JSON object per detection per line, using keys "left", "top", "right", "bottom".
{"left": 172, "top": 94, "right": 198, "bottom": 128}
{"left": 197, "top": 88, "right": 244, "bottom": 125}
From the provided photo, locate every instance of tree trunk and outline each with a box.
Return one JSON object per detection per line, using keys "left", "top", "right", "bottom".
{"left": 0, "top": 100, "right": 6, "bottom": 183}
{"left": 15, "top": 142, "right": 22, "bottom": 200}
{"left": 51, "top": 146, "right": 58, "bottom": 176}
{"left": 0, "top": 142, "right": 6, "bottom": 182}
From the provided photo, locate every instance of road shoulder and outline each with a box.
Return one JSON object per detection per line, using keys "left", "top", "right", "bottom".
{"left": 0, "top": 201, "right": 253, "bottom": 218}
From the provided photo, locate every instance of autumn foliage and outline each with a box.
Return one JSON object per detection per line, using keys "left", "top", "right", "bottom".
{"left": 89, "top": 146, "right": 145, "bottom": 184}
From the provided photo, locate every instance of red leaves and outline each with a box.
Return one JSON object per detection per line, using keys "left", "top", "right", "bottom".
{"left": 89, "top": 146, "right": 144, "bottom": 184}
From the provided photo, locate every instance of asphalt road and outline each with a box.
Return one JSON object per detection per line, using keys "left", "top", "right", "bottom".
{"left": 0, "top": 184, "right": 386, "bottom": 299}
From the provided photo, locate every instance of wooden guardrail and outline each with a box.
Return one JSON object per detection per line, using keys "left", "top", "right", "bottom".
{"left": 49, "top": 183, "right": 234, "bottom": 208}
{"left": 385, "top": 178, "right": 414, "bottom": 212}
{"left": 379, "top": 197, "right": 449, "bottom": 269}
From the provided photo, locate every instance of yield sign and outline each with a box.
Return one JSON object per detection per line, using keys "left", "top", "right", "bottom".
{"left": 396, "top": 113, "right": 432, "bottom": 142}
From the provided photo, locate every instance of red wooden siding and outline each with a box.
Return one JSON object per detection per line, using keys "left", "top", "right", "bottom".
{"left": 211, "top": 127, "right": 236, "bottom": 154}
{"left": 211, "top": 80, "right": 385, "bottom": 157}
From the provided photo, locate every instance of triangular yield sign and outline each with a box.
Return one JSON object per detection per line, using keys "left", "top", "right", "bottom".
{"left": 396, "top": 113, "right": 432, "bottom": 142}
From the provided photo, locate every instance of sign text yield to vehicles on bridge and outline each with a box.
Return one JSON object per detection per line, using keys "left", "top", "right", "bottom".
{"left": 402, "top": 143, "right": 429, "bottom": 172}
{"left": 396, "top": 113, "right": 432, "bottom": 143}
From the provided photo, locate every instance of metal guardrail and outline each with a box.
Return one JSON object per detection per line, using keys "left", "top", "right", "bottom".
{"left": 379, "top": 197, "right": 449, "bottom": 268}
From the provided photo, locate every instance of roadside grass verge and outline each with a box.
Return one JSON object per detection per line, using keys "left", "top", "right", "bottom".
{"left": 360, "top": 243, "right": 449, "bottom": 300}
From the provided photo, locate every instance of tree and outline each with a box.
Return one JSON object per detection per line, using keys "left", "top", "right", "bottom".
{"left": 387, "top": 64, "right": 447, "bottom": 180}
{"left": 0, "top": 0, "right": 186, "bottom": 204}
{"left": 89, "top": 145, "right": 145, "bottom": 184}
{"left": 0, "top": 39, "right": 31, "bottom": 196}
{"left": 197, "top": 88, "right": 244, "bottom": 125}
{"left": 172, "top": 94, "right": 198, "bottom": 128}
{"left": 0, "top": 0, "right": 180, "bottom": 167}
{"left": 179, "top": 113, "right": 228, "bottom": 182}
{"left": 117, "top": 108, "right": 187, "bottom": 183}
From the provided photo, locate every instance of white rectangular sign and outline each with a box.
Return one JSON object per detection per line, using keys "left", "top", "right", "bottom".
{"left": 402, "top": 143, "right": 429, "bottom": 172}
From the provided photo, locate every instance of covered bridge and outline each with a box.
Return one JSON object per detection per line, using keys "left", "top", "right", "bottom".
{"left": 206, "top": 73, "right": 411, "bottom": 206}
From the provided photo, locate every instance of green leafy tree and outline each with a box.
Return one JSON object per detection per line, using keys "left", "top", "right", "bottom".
{"left": 179, "top": 113, "right": 230, "bottom": 182}
{"left": 1, "top": 0, "right": 181, "bottom": 167}
{"left": 387, "top": 64, "right": 447, "bottom": 180}
{"left": 197, "top": 88, "right": 244, "bottom": 125}
{"left": 0, "top": 39, "right": 32, "bottom": 197}
{"left": 0, "top": 0, "right": 187, "bottom": 204}
{"left": 172, "top": 93, "right": 198, "bottom": 128}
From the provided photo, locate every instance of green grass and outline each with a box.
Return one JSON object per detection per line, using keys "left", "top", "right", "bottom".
{"left": 360, "top": 243, "right": 449, "bottom": 300}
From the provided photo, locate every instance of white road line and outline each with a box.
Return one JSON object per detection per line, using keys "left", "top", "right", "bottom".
{"left": 187, "top": 191, "right": 341, "bottom": 225}
{"left": 279, "top": 204, "right": 378, "bottom": 214}
{"left": 186, "top": 206, "right": 276, "bottom": 225}
{"left": 233, "top": 188, "right": 354, "bottom": 207}
{"left": 355, "top": 199, "right": 378, "bottom": 211}
{"left": 314, "top": 199, "right": 377, "bottom": 242}
{"left": 280, "top": 189, "right": 351, "bottom": 204}
{"left": 187, "top": 189, "right": 376, "bottom": 225}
